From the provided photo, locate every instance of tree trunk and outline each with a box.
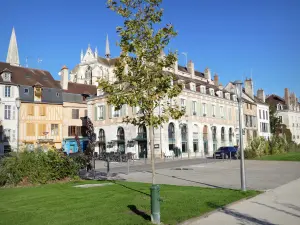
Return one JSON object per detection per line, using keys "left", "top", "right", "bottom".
{"left": 149, "top": 125, "right": 155, "bottom": 185}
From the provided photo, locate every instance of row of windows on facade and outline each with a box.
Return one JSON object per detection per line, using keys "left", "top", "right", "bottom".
{"left": 26, "top": 124, "right": 59, "bottom": 136}
{"left": 95, "top": 102, "right": 236, "bottom": 121}
{"left": 3, "top": 85, "right": 61, "bottom": 98}
{"left": 277, "top": 103, "right": 300, "bottom": 112}
{"left": 260, "top": 122, "right": 269, "bottom": 133}
{"left": 259, "top": 109, "right": 269, "bottom": 120}
{"left": 184, "top": 83, "right": 236, "bottom": 101}
{"left": 292, "top": 135, "right": 300, "bottom": 140}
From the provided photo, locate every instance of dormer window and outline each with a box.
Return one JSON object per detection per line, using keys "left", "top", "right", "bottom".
{"left": 209, "top": 88, "right": 214, "bottom": 96}
{"left": 189, "top": 82, "right": 196, "bottom": 91}
{"left": 277, "top": 104, "right": 283, "bottom": 111}
{"left": 1, "top": 68, "right": 12, "bottom": 82}
{"left": 232, "top": 95, "right": 237, "bottom": 101}
{"left": 200, "top": 85, "right": 206, "bottom": 94}
{"left": 225, "top": 93, "right": 230, "bottom": 100}
{"left": 217, "top": 91, "right": 223, "bottom": 98}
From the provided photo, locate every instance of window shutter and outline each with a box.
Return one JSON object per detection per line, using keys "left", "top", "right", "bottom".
{"left": 103, "top": 105, "right": 106, "bottom": 120}
{"left": 2, "top": 87, "right": 5, "bottom": 98}
{"left": 108, "top": 105, "right": 112, "bottom": 119}
{"left": 94, "top": 106, "right": 97, "bottom": 121}
{"left": 207, "top": 104, "right": 211, "bottom": 117}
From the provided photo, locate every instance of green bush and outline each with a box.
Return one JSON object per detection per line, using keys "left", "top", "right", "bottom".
{"left": 0, "top": 149, "right": 80, "bottom": 187}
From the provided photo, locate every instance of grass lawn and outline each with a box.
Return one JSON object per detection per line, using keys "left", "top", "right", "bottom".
{"left": 0, "top": 180, "right": 258, "bottom": 225}
{"left": 258, "top": 152, "right": 300, "bottom": 161}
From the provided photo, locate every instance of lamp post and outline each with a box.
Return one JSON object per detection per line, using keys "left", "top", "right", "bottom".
{"left": 15, "top": 98, "right": 21, "bottom": 153}
{"left": 234, "top": 80, "right": 246, "bottom": 191}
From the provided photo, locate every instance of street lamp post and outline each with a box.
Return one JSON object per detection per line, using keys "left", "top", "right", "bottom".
{"left": 15, "top": 98, "right": 21, "bottom": 153}
{"left": 234, "top": 80, "right": 246, "bottom": 192}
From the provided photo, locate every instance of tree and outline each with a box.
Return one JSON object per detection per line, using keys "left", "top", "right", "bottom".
{"left": 74, "top": 134, "right": 82, "bottom": 153}
{"left": 99, "top": 0, "right": 184, "bottom": 223}
{"left": 85, "top": 118, "right": 96, "bottom": 172}
{"left": 269, "top": 105, "right": 281, "bottom": 134}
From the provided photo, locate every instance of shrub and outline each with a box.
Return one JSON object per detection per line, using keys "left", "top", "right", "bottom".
{"left": 0, "top": 149, "right": 80, "bottom": 187}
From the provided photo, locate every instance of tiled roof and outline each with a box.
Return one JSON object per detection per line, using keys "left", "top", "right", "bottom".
{"left": 0, "top": 61, "right": 60, "bottom": 88}
{"left": 55, "top": 81, "right": 97, "bottom": 95}
{"left": 178, "top": 65, "right": 205, "bottom": 78}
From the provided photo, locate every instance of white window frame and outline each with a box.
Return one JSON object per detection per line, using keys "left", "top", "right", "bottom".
{"left": 202, "top": 103, "right": 207, "bottom": 116}
{"left": 181, "top": 98, "right": 186, "bottom": 108}
{"left": 192, "top": 101, "right": 197, "bottom": 115}
{"left": 51, "top": 124, "right": 59, "bottom": 136}
{"left": 4, "top": 129, "right": 11, "bottom": 142}
{"left": 98, "top": 105, "right": 104, "bottom": 120}
{"left": 200, "top": 85, "right": 206, "bottom": 94}
{"left": 220, "top": 106, "right": 224, "bottom": 118}
{"left": 212, "top": 105, "right": 216, "bottom": 117}
{"left": 24, "top": 88, "right": 29, "bottom": 94}
{"left": 209, "top": 88, "right": 214, "bottom": 96}
{"left": 112, "top": 106, "right": 120, "bottom": 118}
{"left": 5, "top": 86, "right": 11, "bottom": 97}
{"left": 4, "top": 105, "right": 11, "bottom": 120}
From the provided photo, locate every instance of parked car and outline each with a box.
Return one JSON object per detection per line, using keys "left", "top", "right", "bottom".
{"left": 213, "top": 146, "right": 237, "bottom": 159}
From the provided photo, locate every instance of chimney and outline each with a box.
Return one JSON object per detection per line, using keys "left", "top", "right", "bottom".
{"left": 244, "top": 78, "right": 254, "bottom": 99}
{"left": 257, "top": 89, "right": 265, "bottom": 102}
{"left": 204, "top": 67, "right": 211, "bottom": 80}
{"left": 187, "top": 60, "right": 195, "bottom": 78}
{"left": 284, "top": 88, "right": 290, "bottom": 108}
{"left": 173, "top": 59, "right": 178, "bottom": 74}
{"left": 60, "top": 65, "right": 69, "bottom": 90}
{"left": 214, "top": 73, "right": 219, "bottom": 86}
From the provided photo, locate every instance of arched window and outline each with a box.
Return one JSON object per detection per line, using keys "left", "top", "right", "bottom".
{"left": 181, "top": 124, "right": 188, "bottom": 153}
{"left": 117, "top": 127, "right": 125, "bottom": 140}
{"left": 99, "top": 129, "right": 105, "bottom": 142}
{"left": 203, "top": 125, "right": 208, "bottom": 155}
{"left": 212, "top": 126, "right": 217, "bottom": 141}
{"left": 168, "top": 123, "right": 175, "bottom": 151}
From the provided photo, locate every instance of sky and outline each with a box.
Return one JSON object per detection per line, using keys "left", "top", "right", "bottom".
{"left": 0, "top": 0, "right": 299, "bottom": 97}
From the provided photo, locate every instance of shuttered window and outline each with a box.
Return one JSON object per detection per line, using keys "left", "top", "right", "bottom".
{"left": 27, "top": 105, "right": 34, "bottom": 116}
{"left": 72, "top": 109, "right": 79, "bottom": 119}
{"left": 38, "top": 124, "right": 47, "bottom": 136}
{"left": 26, "top": 123, "right": 35, "bottom": 136}
{"left": 40, "top": 106, "right": 46, "bottom": 116}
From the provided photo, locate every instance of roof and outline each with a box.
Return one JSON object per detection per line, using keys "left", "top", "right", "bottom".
{"left": 0, "top": 61, "right": 60, "bottom": 88}
{"left": 55, "top": 81, "right": 97, "bottom": 95}
{"left": 254, "top": 96, "right": 268, "bottom": 105}
{"left": 178, "top": 65, "right": 205, "bottom": 78}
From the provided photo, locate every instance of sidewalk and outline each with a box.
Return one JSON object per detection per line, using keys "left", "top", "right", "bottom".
{"left": 180, "top": 178, "right": 300, "bottom": 225}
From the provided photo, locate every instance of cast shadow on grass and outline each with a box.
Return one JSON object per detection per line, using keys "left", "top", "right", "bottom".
{"left": 141, "top": 170, "right": 228, "bottom": 189}
{"left": 253, "top": 202, "right": 300, "bottom": 218}
{"left": 112, "top": 180, "right": 151, "bottom": 197}
{"left": 128, "top": 205, "right": 151, "bottom": 221}
{"left": 207, "top": 202, "right": 277, "bottom": 225}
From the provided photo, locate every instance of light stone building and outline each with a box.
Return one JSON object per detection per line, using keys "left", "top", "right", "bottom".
{"left": 266, "top": 88, "right": 300, "bottom": 144}
{"left": 82, "top": 56, "right": 240, "bottom": 158}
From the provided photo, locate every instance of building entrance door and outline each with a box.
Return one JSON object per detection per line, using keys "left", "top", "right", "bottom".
{"left": 138, "top": 142, "right": 147, "bottom": 159}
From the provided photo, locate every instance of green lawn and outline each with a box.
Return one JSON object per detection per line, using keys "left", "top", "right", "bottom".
{"left": 0, "top": 181, "right": 258, "bottom": 225}
{"left": 258, "top": 152, "right": 300, "bottom": 161}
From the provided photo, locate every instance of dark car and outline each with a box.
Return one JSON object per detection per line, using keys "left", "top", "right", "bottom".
{"left": 213, "top": 146, "right": 237, "bottom": 159}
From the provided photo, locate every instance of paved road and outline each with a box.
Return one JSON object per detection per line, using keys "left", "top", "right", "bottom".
{"left": 181, "top": 178, "right": 300, "bottom": 225}
{"left": 104, "top": 160, "right": 300, "bottom": 191}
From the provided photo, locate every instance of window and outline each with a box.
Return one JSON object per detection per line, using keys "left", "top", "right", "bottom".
{"left": 192, "top": 101, "right": 197, "bottom": 115}
{"left": 4, "top": 129, "right": 11, "bottom": 142}
{"left": 266, "top": 111, "right": 268, "bottom": 120}
{"left": 263, "top": 110, "right": 265, "bottom": 119}
{"left": 27, "top": 105, "right": 34, "bottom": 116}
{"left": 72, "top": 109, "right": 79, "bottom": 119}
{"left": 99, "top": 105, "right": 104, "bottom": 119}
{"left": 202, "top": 103, "right": 207, "bottom": 116}
{"left": 51, "top": 124, "right": 59, "bottom": 136}
{"left": 24, "top": 88, "right": 29, "bottom": 94}
{"left": 250, "top": 104, "right": 252, "bottom": 110}
{"left": 56, "top": 92, "right": 60, "bottom": 97}
{"left": 180, "top": 99, "right": 186, "bottom": 108}
{"left": 12, "top": 130, "right": 16, "bottom": 141}
{"left": 38, "top": 124, "right": 47, "bottom": 136}
{"left": 220, "top": 106, "right": 224, "bottom": 118}
{"left": 3, "top": 72, "right": 11, "bottom": 82}
{"left": 4, "top": 105, "right": 11, "bottom": 120}
{"left": 228, "top": 108, "right": 232, "bottom": 120}
{"left": 113, "top": 107, "right": 120, "bottom": 117}
{"left": 200, "top": 86, "right": 206, "bottom": 94}
{"left": 40, "top": 106, "right": 46, "bottom": 116}
{"left": 26, "top": 123, "right": 35, "bottom": 136}
{"left": 259, "top": 110, "right": 261, "bottom": 119}
{"left": 210, "top": 89, "right": 214, "bottom": 96}
{"left": 12, "top": 106, "right": 15, "bottom": 120}
{"left": 5, "top": 86, "right": 11, "bottom": 97}
{"left": 212, "top": 105, "right": 216, "bottom": 117}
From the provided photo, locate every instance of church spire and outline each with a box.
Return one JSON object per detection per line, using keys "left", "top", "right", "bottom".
{"left": 105, "top": 34, "right": 110, "bottom": 59}
{"left": 6, "top": 27, "right": 20, "bottom": 66}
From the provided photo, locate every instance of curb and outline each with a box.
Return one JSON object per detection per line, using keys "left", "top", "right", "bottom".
{"left": 177, "top": 192, "right": 262, "bottom": 225}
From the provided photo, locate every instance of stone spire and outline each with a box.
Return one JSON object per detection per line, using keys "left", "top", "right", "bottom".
{"left": 105, "top": 34, "right": 110, "bottom": 59}
{"left": 95, "top": 46, "right": 98, "bottom": 58}
{"left": 6, "top": 27, "right": 20, "bottom": 66}
{"left": 80, "top": 49, "right": 83, "bottom": 61}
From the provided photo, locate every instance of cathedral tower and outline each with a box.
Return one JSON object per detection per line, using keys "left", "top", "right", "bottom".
{"left": 6, "top": 27, "right": 20, "bottom": 66}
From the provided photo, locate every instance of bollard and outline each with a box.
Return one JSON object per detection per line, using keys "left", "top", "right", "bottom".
{"left": 150, "top": 185, "right": 160, "bottom": 224}
{"left": 107, "top": 156, "right": 110, "bottom": 176}
{"left": 127, "top": 159, "right": 130, "bottom": 175}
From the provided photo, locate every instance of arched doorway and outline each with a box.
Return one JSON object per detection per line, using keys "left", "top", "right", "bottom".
{"left": 181, "top": 124, "right": 188, "bottom": 153}
{"left": 193, "top": 125, "right": 198, "bottom": 152}
{"left": 203, "top": 125, "right": 208, "bottom": 155}
{"left": 99, "top": 129, "right": 106, "bottom": 153}
{"left": 117, "top": 127, "right": 125, "bottom": 153}
{"left": 168, "top": 123, "right": 175, "bottom": 151}
{"left": 212, "top": 126, "right": 217, "bottom": 152}
{"left": 221, "top": 127, "right": 225, "bottom": 146}
{"left": 229, "top": 128, "right": 233, "bottom": 145}
{"left": 137, "top": 125, "right": 147, "bottom": 158}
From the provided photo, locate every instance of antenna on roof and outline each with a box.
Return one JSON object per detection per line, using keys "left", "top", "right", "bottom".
{"left": 182, "top": 52, "right": 188, "bottom": 67}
